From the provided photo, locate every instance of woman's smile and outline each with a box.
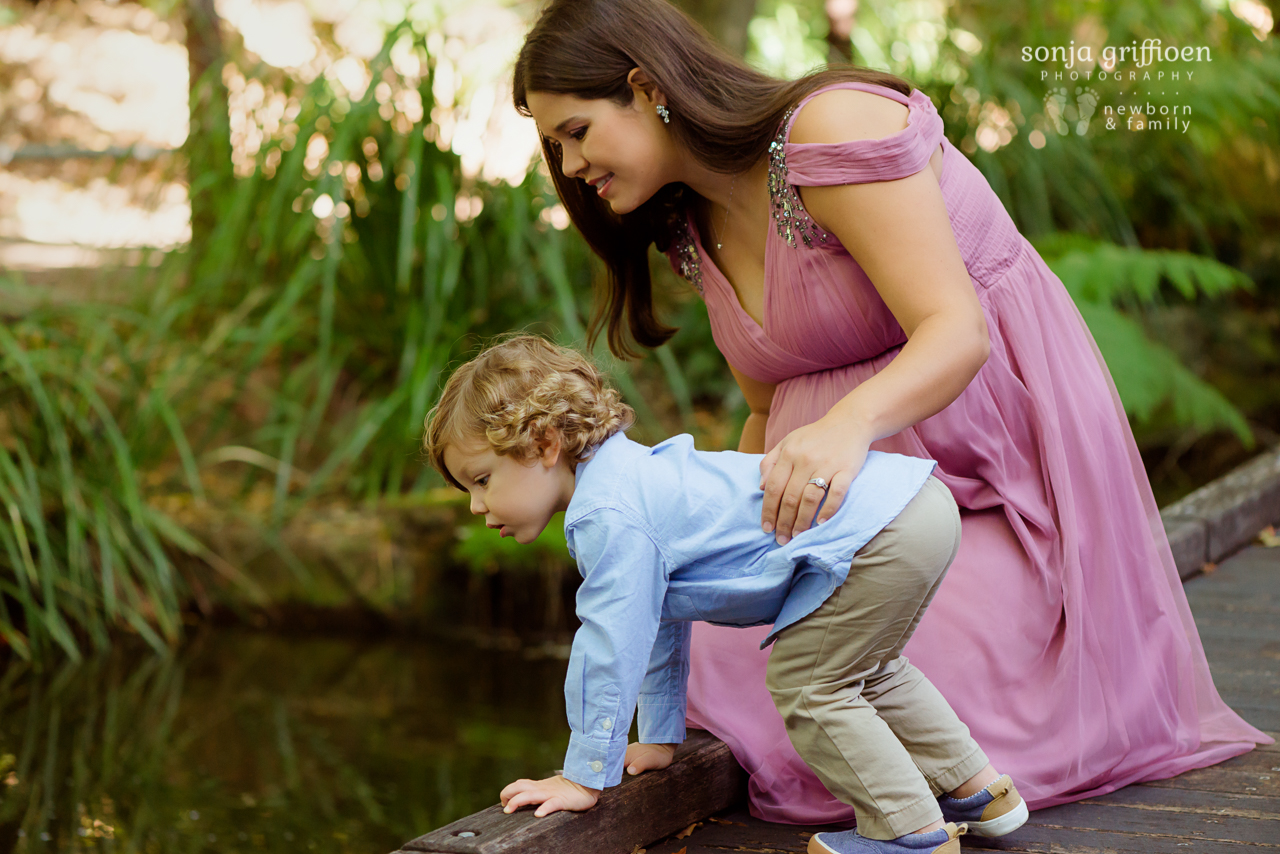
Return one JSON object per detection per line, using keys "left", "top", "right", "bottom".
{"left": 588, "top": 172, "right": 615, "bottom": 196}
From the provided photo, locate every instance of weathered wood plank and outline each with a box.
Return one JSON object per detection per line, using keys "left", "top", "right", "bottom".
{"left": 1137, "top": 742, "right": 1280, "bottom": 799}
{"left": 1198, "top": 631, "right": 1280, "bottom": 656}
{"left": 1162, "top": 516, "right": 1209, "bottom": 580}
{"left": 1160, "top": 446, "right": 1280, "bottom": 564}
{"left": 640, "top": 810, "right": 1277, "bottom": 854}
{"left": 398, "top": 730, "right": 745, "bottom": 854}
{"left": 1017, "top": 800, "right": 1280, "bottom": 845}
{"left": 643, "top": 812, "right": 822, "bottom": 854}
{"left": 1181, "top": 593, "right": 1280, "bottom": 621}
{"left": 964, "top": 823, "right": 1273, "bottom": 852}
{"left": 1198, "top": 672, "right": 1280, "bottom": 708}
{"left": 1189, "top": 617, "right": 1280, "bottom": 644}
{"left": 1211, "top": 705, "right": 1280, "bottom": 732}
{"left": 1183, "top": 556, "right": 1280, "bottom": 602}
{"left": 1080, "top": 785, "right": 1280, "bottom": 821}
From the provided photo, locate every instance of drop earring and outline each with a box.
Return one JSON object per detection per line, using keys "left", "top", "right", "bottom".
{"left": 656, "top": 104, "right": 670, "bottom": 124}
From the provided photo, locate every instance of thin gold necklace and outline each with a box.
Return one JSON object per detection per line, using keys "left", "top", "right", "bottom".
{"left": 712, "top": 174, "right": 737, "bottom": 250}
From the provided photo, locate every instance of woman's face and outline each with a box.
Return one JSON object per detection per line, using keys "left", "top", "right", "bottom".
{"left": 526, "top": 89, "right": 674, "bottom": 215}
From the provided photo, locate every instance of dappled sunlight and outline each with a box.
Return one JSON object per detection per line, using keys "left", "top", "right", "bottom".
{"left": 0, "top": 169, "right": 190, "bottom": 247}
{"left": 218, "top": 0, "right": 318, "bottom": 68}
{"left": 0, "top": 0, "right": 189, "bottom": 252}
{"left": 0, "top": 0, "right": 544, "bottom": 259}
{"left": 0, "top": 1, "right": 187, "bottom": 150}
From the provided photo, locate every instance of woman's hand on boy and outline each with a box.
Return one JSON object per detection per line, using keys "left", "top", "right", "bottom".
{"left": 759, "top": 412, "right": 873, "bottom": 544}
{"left": 500, "top": 774, "right": 600, "bottom": 817}
{"left": 624, "top": 742, "right": 676, "bottom": 776}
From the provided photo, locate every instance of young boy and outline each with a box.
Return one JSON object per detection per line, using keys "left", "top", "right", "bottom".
{"left": 423, "top": 335, "right": 1026, "bottom": 854}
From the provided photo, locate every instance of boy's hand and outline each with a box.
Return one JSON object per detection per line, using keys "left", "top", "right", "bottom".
{"left": 624, "top": 742, "right": 677, "bottom": 776}
{"left": 500, "top": 775, "right": 600, "bottom": 818}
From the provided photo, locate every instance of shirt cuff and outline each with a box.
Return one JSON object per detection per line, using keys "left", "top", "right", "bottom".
{"left": 637, "top": 699, "right": 687, "bottom": 744}
{"left": 561, "top": 732, "right": 627, "bottom": 789}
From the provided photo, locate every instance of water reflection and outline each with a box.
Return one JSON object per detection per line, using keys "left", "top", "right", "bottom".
{"left": 0, "top": 630, "right": 570, "bottom": 853}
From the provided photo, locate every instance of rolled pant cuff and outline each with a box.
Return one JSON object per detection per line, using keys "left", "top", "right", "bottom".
{"left": 861, "top": 792, "right": 945, "bottom": 840}
{"left": 926, "top": 745, "right": 990, "bottom": 797}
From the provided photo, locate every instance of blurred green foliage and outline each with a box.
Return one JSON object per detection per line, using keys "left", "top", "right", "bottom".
{"left": 1033, "top": 233, "right": 1256, "bottom": 442}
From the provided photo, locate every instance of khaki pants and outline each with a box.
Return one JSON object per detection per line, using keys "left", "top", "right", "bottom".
{"left": 766, "top": 476, "right": 989, "bottom": 839}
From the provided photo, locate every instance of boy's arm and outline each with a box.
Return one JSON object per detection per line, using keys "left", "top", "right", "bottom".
{"left": 558, "top": 509, "right": 671, "bottom": 792}
{"left": 637, "top": 620, "right": 692, "bottom": 744}
{"left": 619, "top": 620, "right": 692, "bottom": 777}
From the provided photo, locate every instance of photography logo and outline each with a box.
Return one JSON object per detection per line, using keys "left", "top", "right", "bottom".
{"left": 1043, "top": 86, "right": 1100, "bottom": 136}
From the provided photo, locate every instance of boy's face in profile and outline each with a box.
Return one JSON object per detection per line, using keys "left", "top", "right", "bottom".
{"left": 443, "top": 437, "right": 575, "bottom": 544}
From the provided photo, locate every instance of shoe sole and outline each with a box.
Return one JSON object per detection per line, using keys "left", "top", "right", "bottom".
{"left": 964, "top": 798, "right": 1029, "bottom": 837}
{"left": 807, "top": 832, "right": 963, "bottom": 854}
{"left": 808, "top": 836, "right": 837, "bottom": 854}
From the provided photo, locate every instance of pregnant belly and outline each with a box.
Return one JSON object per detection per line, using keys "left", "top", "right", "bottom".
{"left": 764, "top": 345, "right": 903, "bottom": 452}
{"left": 762, "top": 335, "right": 1051, "bottom": 529}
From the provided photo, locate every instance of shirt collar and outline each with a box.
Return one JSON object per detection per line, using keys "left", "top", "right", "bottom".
{"left": 568, "top": 431, "right": 639, "bottom": 514}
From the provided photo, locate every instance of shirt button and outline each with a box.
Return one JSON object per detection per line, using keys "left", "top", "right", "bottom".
{"left": 601, "top": 718, "right": 613, "bottom": 731}
{"left": 590, "top": 760, "right": 603, "bottom": 773}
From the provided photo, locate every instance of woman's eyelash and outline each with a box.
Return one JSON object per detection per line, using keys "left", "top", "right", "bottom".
{"left": 475, "top": 476, "right": 488, "bottom": 487}
{"left": 569, "top": 127, "right": 587, "bottom": 140}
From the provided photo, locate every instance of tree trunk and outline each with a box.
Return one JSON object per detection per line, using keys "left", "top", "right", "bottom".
{"left": 185, "top": 0, "right": 231, "bottom": 275}
{"left": 674, "top": 0, "right": 759, "bottom": 58}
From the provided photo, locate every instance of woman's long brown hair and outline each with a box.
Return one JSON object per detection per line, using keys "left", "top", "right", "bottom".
{"left": 513, "top": 0, "right": 914, "bottom": 358}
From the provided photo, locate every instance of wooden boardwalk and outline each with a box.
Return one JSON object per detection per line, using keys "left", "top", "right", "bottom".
{"left": 638, "top": 544, "right": 1280, "bottom": 854}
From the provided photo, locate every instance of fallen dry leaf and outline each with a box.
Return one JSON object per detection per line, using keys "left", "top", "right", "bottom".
{"left": 628, "top": 846, "right": 645, "bottom": 854}
{"left": 674, "top": 822, "right": 702, "bottom": 839}
{"left": 1257, "top": 525, "right": 1280, "bottom": 548}
{"left": 707, "top": 816, "right": 747, "bottom": 826}
{"left": 1201, "top": 561, "right": 1218, "bottom": 574}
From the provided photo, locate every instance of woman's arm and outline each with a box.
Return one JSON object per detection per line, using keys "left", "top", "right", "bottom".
{"left": 729, "top": 362, "right": 776, "bottom": 454}
{"left": 760, "top": 89, "right": 989, "bottom": 544}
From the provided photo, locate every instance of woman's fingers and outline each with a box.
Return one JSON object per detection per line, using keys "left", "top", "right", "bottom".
{"left": 759, "top": 445, "right": 780, "bottom": 487}
{"left": 760, "top": 458, "right": 794, "bottom": 536}
{"left": 789, "top": 479, "right": 829, "bottom": 537}
{"left": 771, "top": 472, "right": 815, "bottom": 544}
{"left": 815, "top": 469, "right": 855, "bottom": 526}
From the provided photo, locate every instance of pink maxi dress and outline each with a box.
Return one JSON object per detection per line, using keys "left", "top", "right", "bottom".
{"left": 664, "top": 81, "right": 1272, "bottom": 824}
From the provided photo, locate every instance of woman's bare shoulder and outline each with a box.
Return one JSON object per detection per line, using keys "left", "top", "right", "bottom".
{"left": 788, "top": 88, "right": 910, "bottom": 146}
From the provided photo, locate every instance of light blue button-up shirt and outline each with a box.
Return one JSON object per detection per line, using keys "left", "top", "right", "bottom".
{"left": 557, "top": 432, "right": 936, "bottom": 790}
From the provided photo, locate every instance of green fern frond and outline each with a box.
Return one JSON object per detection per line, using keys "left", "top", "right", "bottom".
{"left": 1031, "top": 234, "right": 1254, "bottom": 306}
{"left": 1075, "top": 302, "right": 1252, "bottom": 445}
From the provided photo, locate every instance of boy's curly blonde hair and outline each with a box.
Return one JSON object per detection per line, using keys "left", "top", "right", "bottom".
{"left": 423, "top": 335, "right": 635, "bottom": 490}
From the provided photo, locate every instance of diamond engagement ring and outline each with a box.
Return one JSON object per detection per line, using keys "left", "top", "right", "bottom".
{"left": 807, "top": 477, "right": 830, "bottom": 491}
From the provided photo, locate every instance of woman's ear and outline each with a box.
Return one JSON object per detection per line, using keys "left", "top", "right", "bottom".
{"left": 626, "top": 67, "right": 663, "bottom": 110}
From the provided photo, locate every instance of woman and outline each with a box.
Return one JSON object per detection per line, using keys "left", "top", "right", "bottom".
{"left": 512, "top": 0, "right": 1270, "bottom": 824}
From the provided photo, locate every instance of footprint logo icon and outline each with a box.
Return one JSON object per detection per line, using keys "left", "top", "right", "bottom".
{"left": 1044, "top": 87, "right": 1072, "bottom": 136}
{"left": 1074, "top": 86, "right": 1099, "bottom": 135}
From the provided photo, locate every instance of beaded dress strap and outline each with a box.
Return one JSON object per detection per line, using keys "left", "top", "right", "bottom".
{"left": 767, "top": 108, "right": 830, "bottom": 250}
{"left": 670, "top": 215, "right": 703, "bottom": 295}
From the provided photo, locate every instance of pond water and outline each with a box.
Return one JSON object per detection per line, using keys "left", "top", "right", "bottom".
{"left": 0, "top": 630, "right": 572, "bottom": 853}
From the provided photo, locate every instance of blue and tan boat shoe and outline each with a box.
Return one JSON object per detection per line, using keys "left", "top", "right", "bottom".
{"left": 808, "top": 821, "right": 965, "bottom": 854}
{"left": 936, "top": 774, "right": 1028, "bottom": 837}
